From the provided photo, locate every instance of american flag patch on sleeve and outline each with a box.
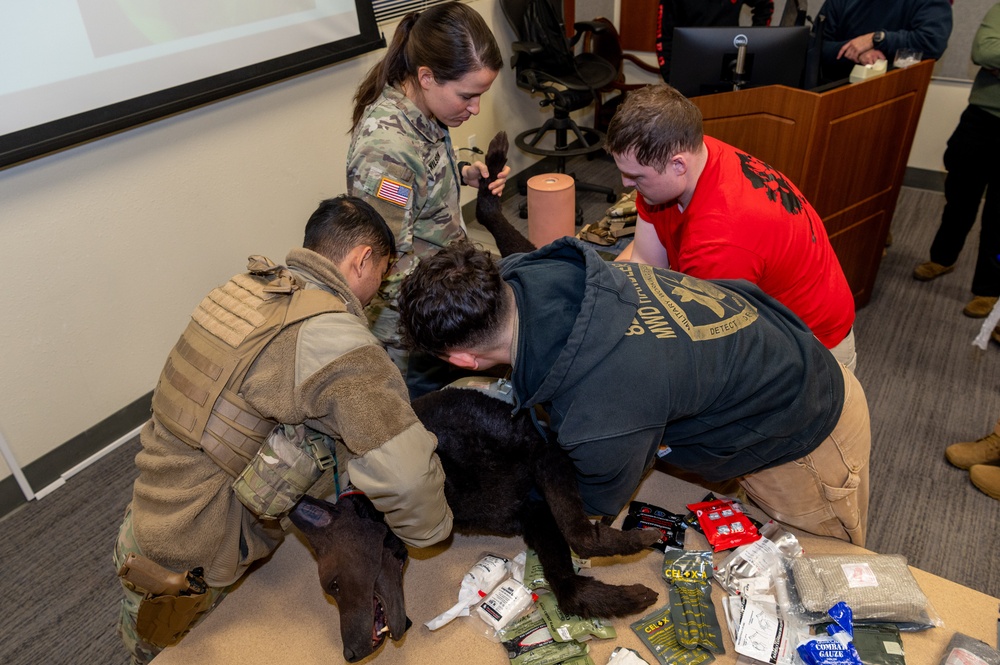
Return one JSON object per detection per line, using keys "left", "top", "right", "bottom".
{"left": 376, "top": 177, "right": 412, "bottom": 207}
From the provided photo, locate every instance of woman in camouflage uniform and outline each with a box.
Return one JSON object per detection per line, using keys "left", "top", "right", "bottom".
{"left": 347, "top": 2, "right": 509, "bottom": 398}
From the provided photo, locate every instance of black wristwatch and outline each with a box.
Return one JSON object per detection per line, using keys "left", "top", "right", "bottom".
{"left": 872, "top": 30, "right": 887, "bottom": 47}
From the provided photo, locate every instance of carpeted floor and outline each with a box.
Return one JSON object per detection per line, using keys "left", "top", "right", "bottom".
{"left": 0, "top": 436, "right": 138, "bottom": 665}
{"left": 852, "top": 187, "right": 1000, "bottom": 591}
{"left": 1, "top": 155, "right": 998, "bottom": 665}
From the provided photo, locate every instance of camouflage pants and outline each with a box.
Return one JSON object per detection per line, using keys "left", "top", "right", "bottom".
{"left": 113, "top": 506, "right": 232, "bottom": 664}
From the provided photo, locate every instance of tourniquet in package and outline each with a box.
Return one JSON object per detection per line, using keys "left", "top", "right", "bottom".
{"left": 621, "top": 501, "right": 685, "bottom": 551}
{"left": 498, "top": 609, "right": 592, "bottom": 665}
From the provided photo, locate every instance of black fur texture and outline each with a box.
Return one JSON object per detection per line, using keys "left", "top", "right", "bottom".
{"left": 415, "top": 388, "right": 659, "bottom": 618}
{"left": 289, "top": 493, "right": 410, "bottom": 662}
{"left": 475, "top": 131, "right": 537, "bottom": 256}
{"left": 292, "top": 389, "right": 658, "bottom": 661}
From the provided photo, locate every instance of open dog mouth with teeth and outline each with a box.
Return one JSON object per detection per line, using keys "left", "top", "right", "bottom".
{"left": 371, "top": 556, "right": 411, "bottom": 649}
{"left": 291, "top": 351, "right": 660, "bottom": 660}
{"left": 372, "top": 594, "right": 389, "bottom": 646}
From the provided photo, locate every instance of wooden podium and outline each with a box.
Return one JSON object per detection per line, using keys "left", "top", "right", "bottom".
{"left": 689, "top": 59, "right": 934, "bottom": 308}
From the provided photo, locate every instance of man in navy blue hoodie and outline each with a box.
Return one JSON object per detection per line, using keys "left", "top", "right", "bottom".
{"left": 817, "top": 0, "right": 953, "bottom": 82}
{"left": 398, "top": 239, "right": 871, "bottom": 545}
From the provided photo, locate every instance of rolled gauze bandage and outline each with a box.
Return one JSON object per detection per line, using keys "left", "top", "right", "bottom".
{"left": 527, "top": 173, "right": 575, "bottom": 248}
{"left": 424, "top": 554, "right": 509, "bottom": 630}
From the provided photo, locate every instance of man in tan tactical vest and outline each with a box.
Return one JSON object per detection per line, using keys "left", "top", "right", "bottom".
{"left": 113, "top": 195, "right": 453, "bottom": 664}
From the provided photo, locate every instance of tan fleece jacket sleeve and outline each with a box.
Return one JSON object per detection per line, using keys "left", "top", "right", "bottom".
{"left": 293, "top": 313, "right": 453, "bottom": 547}
{"left": 346, "top": 423, "right": 453, "bottom": 547}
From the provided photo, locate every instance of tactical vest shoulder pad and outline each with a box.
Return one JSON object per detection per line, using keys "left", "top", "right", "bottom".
{"left": 151, "top": 266, "right": 347, "bottom": 477}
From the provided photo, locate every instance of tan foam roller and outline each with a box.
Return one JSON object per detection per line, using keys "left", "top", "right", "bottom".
{"left": 527, "top": 173, "right": 575, "bottom": 248}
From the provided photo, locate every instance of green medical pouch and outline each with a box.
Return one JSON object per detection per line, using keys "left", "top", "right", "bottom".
{"left": 535, "top": 592, "right": 616, "bottom": 642}
{"left": 232, "top": 424, "right": 328, "bottom": 518}
{"left": 500, "top": 610, "right": 591, "bottom": 665}
{"left": 630, "top": 603, "right": 716, "bottom": 665}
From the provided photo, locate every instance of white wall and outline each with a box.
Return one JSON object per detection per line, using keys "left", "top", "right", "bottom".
{"left": 0, "top": 0, "right": 545, "bottom": 489}
{"left": 908, "top": 79, "right": 972, "bottom": 171}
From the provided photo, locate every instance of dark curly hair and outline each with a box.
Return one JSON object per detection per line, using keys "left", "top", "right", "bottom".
{"left": 397, "top": 241, "right": 510, "bottom": 356}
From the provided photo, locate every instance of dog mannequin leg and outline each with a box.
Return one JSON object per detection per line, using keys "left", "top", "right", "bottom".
{"left": 532, "top": 443, "right": 659, "bottom": 557}
{"left": 522, "top": 500, "right": 658, "bottom": 618}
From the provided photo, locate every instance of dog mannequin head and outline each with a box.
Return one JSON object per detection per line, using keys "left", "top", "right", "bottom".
{"left": 289, "top": 493, "right": 410, "bottom": 662}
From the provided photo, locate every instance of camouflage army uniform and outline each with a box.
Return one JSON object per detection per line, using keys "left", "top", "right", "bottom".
{"left": 347, "top": 84, "right": 467, "bottom": 347}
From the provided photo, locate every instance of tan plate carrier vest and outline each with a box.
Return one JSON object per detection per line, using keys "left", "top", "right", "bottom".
{"left": 151, "top": 256, "right": 347, "bottom": 478}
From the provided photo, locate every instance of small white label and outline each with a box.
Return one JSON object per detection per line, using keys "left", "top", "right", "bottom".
{"left": 883, "top": 641, "right": 905, "bottom": 656}
{"left": 840, "top": 562, "right": 879, "bottom": 588}
{"left": 738, "top": 537, "right": 781, "bottom": 572}
{"left": 470, "top": 555, "right": 509, "bottom": 595}
{"left": 476, "top": 579, "right": 534, "bottom": 630}
{"left": 608, "top": 647, "right": 651, "bottom": 665}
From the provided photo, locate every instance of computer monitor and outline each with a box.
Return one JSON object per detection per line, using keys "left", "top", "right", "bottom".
{"left": 669, "top": 26, "right": 811, "bottom": 98}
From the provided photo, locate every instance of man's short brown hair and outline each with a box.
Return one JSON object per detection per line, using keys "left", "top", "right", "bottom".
{"left": 605, "top": 85, "right": 704, "bottom": 170}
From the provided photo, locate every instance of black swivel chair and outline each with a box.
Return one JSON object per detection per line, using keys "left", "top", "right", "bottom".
{"left": 499, "top": 0, "right": 620, "bottom": 218}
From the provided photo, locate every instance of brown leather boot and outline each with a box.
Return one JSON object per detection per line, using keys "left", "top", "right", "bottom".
{"left": 946, "top": 430, "right": 1000, "bottom": 469}
{"left": 969, "top": 464, "right": 1000, "bottom": 500}
{"left": 912, "top": 261, "right": 954, "bottom": 281}
{"left": 963, "top": 296, "right": 999, "bottom": 318}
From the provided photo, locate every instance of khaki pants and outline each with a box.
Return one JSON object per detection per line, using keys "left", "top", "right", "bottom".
{"left": 739, "top": 364, "right": 871, "bottom": 547}
{"left": 830, "top": 328, "right": 857, "bottom": 373}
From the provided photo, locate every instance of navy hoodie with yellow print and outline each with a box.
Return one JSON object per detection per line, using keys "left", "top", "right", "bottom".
{"left": 501, "top": 237, "right": 845, "bottom": 517}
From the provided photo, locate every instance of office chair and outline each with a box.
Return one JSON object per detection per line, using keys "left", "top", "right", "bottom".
{"left": 582, "top": 17, "right": 660, "bottom": 132}
{"left": 779, "top": 0, "right": 808, "bottom": 26}
{"left": 499, "top": 0, "right": 620, "bottom": 217}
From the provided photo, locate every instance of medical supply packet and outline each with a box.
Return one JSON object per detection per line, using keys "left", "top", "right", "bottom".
{"left": 535, "top": 591, "right": 616, "bottom": 643}
{"left": 686, "top": 498, "right": 761, "bottom": 552}
{"left": 796, "top": 602, "right": 863, "bottom": 665}
{"left": 621, "top": 501, "right": 686, "bottom": 551}
{"left": 630, "top": 603, "right": 716, "bottom": 665}
{"left": 498, "top": 610, "right": 591, "bottom": 665}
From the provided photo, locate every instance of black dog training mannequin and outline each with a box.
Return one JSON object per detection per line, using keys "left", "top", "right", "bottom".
{"left": 290, "top": 388, "right": 659, "bottom": 662}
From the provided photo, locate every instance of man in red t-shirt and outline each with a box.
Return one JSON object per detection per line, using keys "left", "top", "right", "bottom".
{"left": 605, "top": 84, "right": 857, "bottom": 370}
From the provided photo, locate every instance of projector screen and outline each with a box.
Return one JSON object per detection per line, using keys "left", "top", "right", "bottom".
{"left": 0, "top": 0, "right": 384, "bottom": 169}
